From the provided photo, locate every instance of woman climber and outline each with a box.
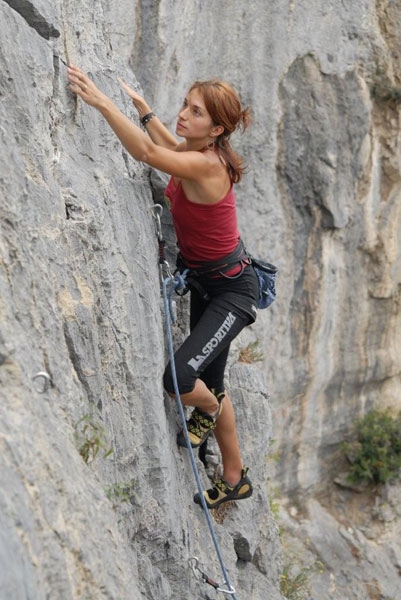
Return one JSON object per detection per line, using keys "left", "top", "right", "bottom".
{"left": 68, "top": 65, "right": 258, "bottom": 509}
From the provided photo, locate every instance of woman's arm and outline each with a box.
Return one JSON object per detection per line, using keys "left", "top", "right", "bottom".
{"left": 119, "top": 79, "right": 180, "bottom": 150}
{"left": 67, "top": 65, "right": 206, "bottom": 179}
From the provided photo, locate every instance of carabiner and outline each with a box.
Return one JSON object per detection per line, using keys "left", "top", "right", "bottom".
{"left": 150, "top": 203, "right": 163, "bottom": 241}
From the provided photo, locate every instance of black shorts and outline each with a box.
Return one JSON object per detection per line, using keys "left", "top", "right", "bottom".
{"left": 163, "top": 264, "right": 259, "bottom": 395}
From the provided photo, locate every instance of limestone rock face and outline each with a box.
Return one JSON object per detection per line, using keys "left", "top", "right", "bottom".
{"left": 1, "top": 0, "right": 401, "bottom": 599}
{"left": 0, "top": 1, "right": 282, "bottom": 599}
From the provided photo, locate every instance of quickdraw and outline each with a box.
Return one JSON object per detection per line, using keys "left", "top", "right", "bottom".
{"left": 150, "top": 203, "right": 173, "bottom": 282}
{"left": 189, "top": 557, "right": 236, "bottom": 596}
{"left": 150, "top": 203, "right": 187, "bottom": 322}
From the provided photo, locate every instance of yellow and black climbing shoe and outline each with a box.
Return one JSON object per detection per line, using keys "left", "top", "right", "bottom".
{"left": 193, "top": 467, "right": 253, "bottom": 509}
{"left": 176, "top": 402, "right": 223, "bottom": 449}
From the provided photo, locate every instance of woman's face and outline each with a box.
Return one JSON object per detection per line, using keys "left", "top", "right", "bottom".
{"left": 176, "top": 88, "right": 214, "bottom": 141}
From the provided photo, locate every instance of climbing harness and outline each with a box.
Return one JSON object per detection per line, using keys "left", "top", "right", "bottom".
{"left": 176, "top": 234, "right": 278, "bottom": 311}
{"left": 150, "top": 204, "right": 237, "bottom": 598}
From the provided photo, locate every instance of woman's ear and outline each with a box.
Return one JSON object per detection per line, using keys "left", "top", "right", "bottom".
{"left": 210, "top": 124, "right": 224, "bottom": 139}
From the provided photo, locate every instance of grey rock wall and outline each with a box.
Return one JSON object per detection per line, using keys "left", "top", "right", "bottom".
{"left": 131, "top": 1, "right": 401, "bottom": 598}
{"left": 0, "top": 1, "right": 283, "bottom": 599}
{"left": 2, "top": 0, "right": 401, "bottom": 599}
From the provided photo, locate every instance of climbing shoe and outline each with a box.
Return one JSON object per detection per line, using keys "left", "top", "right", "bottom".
{"left": 176, "top": 401, "right": 223, "bottom": 449}
{"left": 193, "top": 467, "right": 253, "bottom": 509}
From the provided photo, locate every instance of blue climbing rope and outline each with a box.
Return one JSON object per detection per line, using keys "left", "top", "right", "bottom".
{"left": 162, "top": 273, "right": 237, "bottom": 598}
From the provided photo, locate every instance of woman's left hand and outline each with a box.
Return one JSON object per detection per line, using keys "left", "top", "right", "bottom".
{"left": 118, "top": 78, "right": 151, "bottom": 116}
{"left": 68, "top": 64, "right": 106, "bottom": 108}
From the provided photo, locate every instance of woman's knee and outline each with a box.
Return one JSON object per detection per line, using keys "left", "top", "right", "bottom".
{"left": 163, "top": 362, "right": 196, "bottom": 395}
{"left": 163, "top": 363, "right": 174, "bottom": 394}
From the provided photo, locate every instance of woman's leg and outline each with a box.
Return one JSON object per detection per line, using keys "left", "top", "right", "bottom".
{"left": 163, "top": 294, "right": 246, "bottom": 398}
{"left": 188, "top": 294, "right": 244, "bottom": 484}
{"left": 165, "top": 267, "right": 259, "bottom": 491}
{"left": 179, "top": 382, "right": 242, "bottom": 486}
{"left": 179, "top": 378, "right": 219, "bottom": 415}
{"left": 213, "top": 392, "right": 243, "bottom": 485}
{"left": 164, "top": 299, "right": 247, "bottom": 485}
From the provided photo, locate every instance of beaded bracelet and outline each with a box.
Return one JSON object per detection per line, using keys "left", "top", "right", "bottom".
{"left": 140, "top": 112, "right": 155, "bottom": 126}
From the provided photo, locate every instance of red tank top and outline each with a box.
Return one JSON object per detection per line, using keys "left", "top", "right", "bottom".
{"left": 165, "top": 177, "right": 240, "bottom": 263}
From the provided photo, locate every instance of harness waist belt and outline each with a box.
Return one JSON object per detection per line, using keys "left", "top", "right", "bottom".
{"left": 177, "top": 239, "right": 249, "bottom": 276}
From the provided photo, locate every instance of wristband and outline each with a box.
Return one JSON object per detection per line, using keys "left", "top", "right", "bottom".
{"left": 140, "top": 112, "right": 155, "bottom": 126}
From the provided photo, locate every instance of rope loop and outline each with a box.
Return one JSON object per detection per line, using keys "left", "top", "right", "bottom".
{"left": 173, "top": 269, "right": 188, "bottom": 293}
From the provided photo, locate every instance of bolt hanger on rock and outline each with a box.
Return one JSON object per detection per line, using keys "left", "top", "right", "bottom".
{"left": 32, "top": 371, "right": 51, "bottom": 393}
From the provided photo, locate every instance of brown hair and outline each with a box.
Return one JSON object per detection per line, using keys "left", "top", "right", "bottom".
{"left": 189, "top": 79, "right": 251, "bottom": 183}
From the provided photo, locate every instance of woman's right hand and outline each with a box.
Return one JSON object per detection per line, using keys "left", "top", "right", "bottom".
{"left": 68, "top": 65, "right": 108, "bottom": 108}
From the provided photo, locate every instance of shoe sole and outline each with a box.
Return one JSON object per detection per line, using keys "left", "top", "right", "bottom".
{"left": 194, "top": 482, "right": 253, "bottom": 509}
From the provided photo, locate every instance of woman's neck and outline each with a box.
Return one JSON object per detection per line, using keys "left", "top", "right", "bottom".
{"left": 185, "top": 138, "right": 215, "bottom": 152}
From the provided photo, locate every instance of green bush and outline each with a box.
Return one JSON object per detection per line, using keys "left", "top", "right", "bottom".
{"left": 74, "top": 414, "right": 113, "bottom": 464}
{"left": 280, "top": 564, "right": 310, "bottom": 600}
{"left": 342, "top": 409, "right": 401, "bottom": 484}
{"left": 238, "top": 339, "right": 264, "bottom": 363}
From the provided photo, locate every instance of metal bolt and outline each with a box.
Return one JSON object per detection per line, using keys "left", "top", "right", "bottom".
{"left": 32, "top": 371, "right": 51, "bottom": 393}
